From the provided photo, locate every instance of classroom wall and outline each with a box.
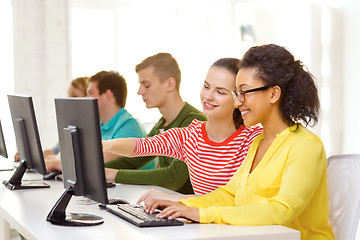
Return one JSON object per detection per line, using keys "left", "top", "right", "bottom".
{"left": 11, "top": 0, "right": 71, "bottom": 150}
{"left": 343, "top": 0, "right": 360, "bottom": 153}
{"left": 0, "top": 0, "right": 15, "bottom": 156}
{"left": 1, "top": 0, "right": 359, "bottom": 156}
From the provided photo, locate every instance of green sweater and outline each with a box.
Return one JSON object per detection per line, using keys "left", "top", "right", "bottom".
{"left": 105, "top": 103, "right": 207, "bottom": 194}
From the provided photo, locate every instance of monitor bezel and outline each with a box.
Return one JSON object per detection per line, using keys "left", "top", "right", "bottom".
{"left": 8, "top": 94, "right": 47, "bottom": 173}
{"left": 3, "top": 95, "right": 49, "bottom": 190}
{"left": 47, "top": 97, "right": 108, "bottom": 226}
{"left": 0, "top": 120, "right": 8, "bottom": 159}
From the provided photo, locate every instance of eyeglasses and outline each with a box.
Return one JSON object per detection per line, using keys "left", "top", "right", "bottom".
{"left": 231, "top": 85, "right": 271, "bottom": 103}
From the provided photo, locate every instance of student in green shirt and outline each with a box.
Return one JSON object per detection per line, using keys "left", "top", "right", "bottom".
{"left": 104, "top": 53, "right": 207, "bottom": 194}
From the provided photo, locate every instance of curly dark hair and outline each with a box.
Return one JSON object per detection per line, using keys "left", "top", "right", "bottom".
{"left": 211, "top": 58, "right": 244, "bottom": 129}
{"left": 239, "top": 44, "right": 319, "bottom": 127}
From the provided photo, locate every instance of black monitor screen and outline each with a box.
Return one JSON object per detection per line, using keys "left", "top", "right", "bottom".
{"left": 0, "top": 119, "right": 14, "bottom": 171}
{"left": 47, "top": 98, "right": 108, "bottom": 226}
{"left": 3, "top": 95, "right": 49, "bottom": 190}
{"left": 0, "top": 120, "right": 8, "bottom": 158}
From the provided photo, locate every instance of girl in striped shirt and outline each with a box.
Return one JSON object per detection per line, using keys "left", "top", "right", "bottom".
{"left": 103, "top": 58, "right": 262, "bottom": 200}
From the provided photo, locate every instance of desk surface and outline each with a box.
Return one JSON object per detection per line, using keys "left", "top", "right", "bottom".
{"left": 0, "top": 171, "right": 300, "bottom": 240}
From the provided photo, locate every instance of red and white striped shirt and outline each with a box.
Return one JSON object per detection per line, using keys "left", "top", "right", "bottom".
{"left": 132, "top": 120, "right": 262, "bottom": 195}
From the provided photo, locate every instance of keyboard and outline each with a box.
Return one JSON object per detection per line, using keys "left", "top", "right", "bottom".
{"left": 105, "top": 204, "right": 184, "bottom": 227}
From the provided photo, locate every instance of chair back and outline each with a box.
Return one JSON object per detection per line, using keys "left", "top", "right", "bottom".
{"left": 327, "top": 154, "right": 360, "bottom": 240}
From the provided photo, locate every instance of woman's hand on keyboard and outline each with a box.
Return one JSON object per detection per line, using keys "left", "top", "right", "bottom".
{"left": 137, "top": 189, "right": 186, "bottom": 205}
{"left": 144, "top": 199, "right": 200, "bottom": 223}
{"left": 144, "top": 199, "right": 183, "bottom": 213}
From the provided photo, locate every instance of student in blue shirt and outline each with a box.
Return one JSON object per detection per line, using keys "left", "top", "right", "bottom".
{"left": 86, "top": 71, "right": 149, "bottom": 168}
{"left": 86, "top": 70, "right": 146, "bottom": 140}
{"left": 46, "top": 71, "right": 149, "bottom": 172}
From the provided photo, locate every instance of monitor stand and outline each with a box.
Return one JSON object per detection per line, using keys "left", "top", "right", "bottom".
{"left": 47, "top": 188, "right": 104, "bottom": 226}
{"left": 2, "top": 160, "right": 50, "bottom": 190}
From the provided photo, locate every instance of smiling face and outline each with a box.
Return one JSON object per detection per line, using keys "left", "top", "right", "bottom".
{"left": 137, "top": 66, "right": 169, "bottom": 109}
{"left": 200, "top": 66, "right": 236, "bottom": 120}
{"left": 234, "top": 68, "right": 273, "bottom": 127}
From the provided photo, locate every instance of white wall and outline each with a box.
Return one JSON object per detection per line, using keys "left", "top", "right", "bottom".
{"left": 0, "top": 0, "right": 15, "bottom": 157}
{"left": 3, "top": 0, "right": 360, "bottom": 155}
{"left": 343, "top": 0, "right": 360, "bottom": 153}
{"left": 11, "top": 0, "right": 71, "bottom": 150}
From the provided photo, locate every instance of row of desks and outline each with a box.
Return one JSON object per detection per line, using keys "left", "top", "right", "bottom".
{"left": 0, "top": 170, "right": 300, "bottom": 240}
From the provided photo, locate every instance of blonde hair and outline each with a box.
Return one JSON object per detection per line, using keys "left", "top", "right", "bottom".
{"left": 71, "top": 76, "right": 89, "bottom": 96}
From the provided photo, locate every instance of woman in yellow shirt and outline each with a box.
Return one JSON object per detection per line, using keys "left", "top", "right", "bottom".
{"left": 145, "top": 44, "right": 334, "bottom": 240}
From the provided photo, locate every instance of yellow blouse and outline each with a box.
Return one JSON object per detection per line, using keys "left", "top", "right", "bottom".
{"left": 181, "top": 125, "right": 334, "bottom": 240}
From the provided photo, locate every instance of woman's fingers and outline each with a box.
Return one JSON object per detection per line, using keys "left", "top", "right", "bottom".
{"left": 144, "top": 199, "right": 182, "bottom": 214}
{"left": 137, "top": 190, "right": 150, "bottom": 204}
{"left": 157, "top": 206, "right": 181, "bottom": 219}
{"left": 155, "top": 205, "right": 200, "bottom": 222}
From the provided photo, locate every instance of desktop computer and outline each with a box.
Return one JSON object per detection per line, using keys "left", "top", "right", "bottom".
{"left": 47, "top": 98, "right": 183, "bottom": 227}
{"left": 3, "top": 95, "right": 50, "bottom": 189}
{"left": 47, "top": 98, "right": 108, "bottom": 226}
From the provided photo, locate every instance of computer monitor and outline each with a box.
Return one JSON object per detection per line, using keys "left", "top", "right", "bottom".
{"left": 0, "top": 119, "right": 14, "bottom": 171}
{"left": 0, "top": 120, "right": 8, "bottom": 159}
{"left": 47, "top": 98, "right": 108, "bottom": 226}
{"left": 3, "top": 95, "right": 49, "bottom": 189}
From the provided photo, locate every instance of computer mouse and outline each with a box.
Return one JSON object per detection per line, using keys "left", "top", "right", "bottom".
{"left": 108, "top": 198, "right": 130, "bottom": 205}
{"left": 43, "top": 170, "right": 62, "bottom": 180}
{"left": 99, "top": 198, "right": 130, "bottom": 210}
{"left": 106, "top": 182, "right": 116, "bottom": 188}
